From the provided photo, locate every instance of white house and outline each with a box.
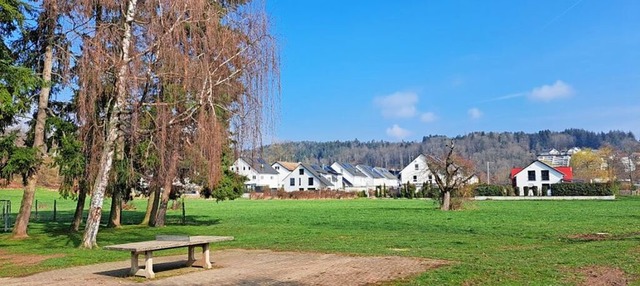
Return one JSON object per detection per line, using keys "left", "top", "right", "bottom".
{"left": 331, "top": 162, "right": 369, "bottom": 191}
{"left": 310, "top": 164, "right": 343, "bottom": 190}
{"left": 510, "top": 160, "right": 573, "bottom": 196}
{"left": 230, "top": 157, "right": 280, "bottom": 191}
{"left": 271, "top": 161, "right": 299, "bottom": 188}
{"left": 373, "top": 167, "right": 401, "bottom": 188}
{"left": 282, "top": 163, "right": 334, "bottom": 192}
{"left": 399, "top": 154, "right": 436, "bottom": 188}
{"left": 356, "top": 165, "right": 385, "bottom": 188}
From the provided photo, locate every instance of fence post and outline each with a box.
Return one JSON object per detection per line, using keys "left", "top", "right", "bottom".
{"left": 182, "top": 201, "right": 186, "bottom": 225}
{"left": 53, "top": 200, "right": 57, "bottom": 221}
{"left": 1, "top": 200, "right": 10, "bottom": 232}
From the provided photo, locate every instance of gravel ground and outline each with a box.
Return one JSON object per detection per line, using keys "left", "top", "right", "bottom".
{"left": 0, "top": 249, "right": 449, "bottom": 286}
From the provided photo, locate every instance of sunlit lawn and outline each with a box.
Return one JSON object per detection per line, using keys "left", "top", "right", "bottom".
{"left": 1, "top": 188, "right": 639, "bottom": 284}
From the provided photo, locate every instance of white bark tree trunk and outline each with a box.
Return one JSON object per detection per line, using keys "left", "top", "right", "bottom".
{"left": 81, "top": 0, "right": 137, "bottom": 248}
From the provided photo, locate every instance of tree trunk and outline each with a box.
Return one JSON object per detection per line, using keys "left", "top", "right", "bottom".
{"left": 153, "top": 150, "right": 179, "bottom": 227}
{"left": 148, "top": 186, "right": 160, "bottom": 226}
{"left": 70, "top": 185, "right": 87, "bottom": 232}
{"left": 107, "top": 189, "right": 121, "bottom": 228}
{"left": 441, "top": 190, "right": 451, "bottom": 211}
{"left": 81, "top": 0, "right": 137, "bottom": 249}
{"left": 140, "top": 188, "right": 156, "bottom": 226}
{"left": 11, "top": 32, "right": 54, "bottom": 238}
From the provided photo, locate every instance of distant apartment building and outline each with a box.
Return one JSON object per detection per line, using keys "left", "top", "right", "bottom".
{"left": 537, "top": 147, "right": 580, "bottom": 167}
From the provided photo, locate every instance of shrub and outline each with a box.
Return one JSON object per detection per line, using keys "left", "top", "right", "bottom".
{"left": 474, "top": 184, "right": 504, "bottom": 196}
{"left": 550, "top": 183, "right": 614, "bottom": 196}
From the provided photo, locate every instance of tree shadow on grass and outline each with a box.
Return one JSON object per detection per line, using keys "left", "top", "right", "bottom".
{"left": 39, "top": 215, "right": 222, "bottom": 248}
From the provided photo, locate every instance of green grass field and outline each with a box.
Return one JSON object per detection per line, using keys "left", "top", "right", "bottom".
{"left": 1, "top": 188, "right": 639, "bottom": 285}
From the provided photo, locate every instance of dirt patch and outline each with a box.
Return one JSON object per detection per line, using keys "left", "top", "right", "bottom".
{"left": 577, "top": 266, "right": 628, "bottom": 286}
{"left": 567, "top": 232, "right": 640, "bottom": 242}
{"left": 0, "top": 249, "right": 450, "bottom": 286}
{"left": 0, "top": 250, "right": 64, "bottom": 266}
{"left": 567, "top": 233, "right": 612, "bottom": 241}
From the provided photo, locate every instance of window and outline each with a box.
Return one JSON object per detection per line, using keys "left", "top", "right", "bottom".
{"left": 308, "top": 177, "right": 314, "bottom": 185}
{"left": 260, "top": 176, "right": 264, "bottom": 180}
{"left": 290, "top": 178, "right": 295, "bottom": 186}
{"left": 298, "top": 178, "right": 301, "bottom": 185}
{"left": 412, "top": 175, "right": 417, "bottom": 182}
{"left": 415, "top": 164, "right": 419, "bottom": 170}
{"left": 231, "top": 167, "right": 234, "bottom": 171}
{"left": 270, "top": 176, "right": 273, "bottom": 179}
{"left": 275, "top": 166, "right": 280, "bottom": 170}
{"left": 252, "top": 175, "right": 256, "bottom": 179}
{"left": 243, "top": 167, "right": 246, "bottom": 170}
{"left": 528, "top": 170, "right": 536, "bottom": 181}
{"left": 299, "top": 169, "right": 304, "bottom": 175}
{"left": 428, "top": 175, "right": 433, "bottom": 180}
{"left": 541, "top": 170, "right": 549, "bottom": 181}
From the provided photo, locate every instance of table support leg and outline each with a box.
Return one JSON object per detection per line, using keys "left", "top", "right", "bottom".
{"left": 186, "top": 245, "right": 196, "bottom": 266}
{"left": 130, "top": 251, "right": 139, "bottom": 276}
{"left": 144, "top": 251, "right": 155, "bottom": 278}
{"left": 202, "top": 243, "right": 212, "bottom": 269}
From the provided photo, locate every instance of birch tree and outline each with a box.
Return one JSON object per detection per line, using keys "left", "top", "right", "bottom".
{"left": 74, "top": 0, "right": 278, "bottom": 246}
{"left": 77, "top": 0, "right": 138, "bottom": 248}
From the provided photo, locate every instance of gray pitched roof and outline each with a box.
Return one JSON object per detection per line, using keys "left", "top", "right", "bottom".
{"left": 323, "top": 165, "right": 340, "bottom": 175}
{"left": 241, "top": 157, "right": 279, "bottom": 175}
{"left": 309, "top": 164, "right": 329, "bottom": 175}
{"left": 374, "top": 167, "right": 399, "bottom": 180}
{"left": 335, "top": 162, "right": 367, "bottom": 177}
{"left": 357, "top": 165, "right": 384, "bottom": 179}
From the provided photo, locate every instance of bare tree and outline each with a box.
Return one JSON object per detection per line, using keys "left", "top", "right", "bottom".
{"left": 139, "top": 0, "right": 279, "bottom": 227}
{"left": 425, "top": 140, "right": 476, "bottom": 211}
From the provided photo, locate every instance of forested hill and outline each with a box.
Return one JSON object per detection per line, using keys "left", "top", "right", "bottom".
{"left": 260, "top": 129, "right": 639, "bottom": 184}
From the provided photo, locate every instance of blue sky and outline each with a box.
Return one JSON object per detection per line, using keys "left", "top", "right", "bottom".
{"left": 266, "top": 0, "right": 640, "bottom": 142}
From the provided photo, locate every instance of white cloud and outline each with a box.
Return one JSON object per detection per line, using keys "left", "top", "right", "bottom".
{"left": 468, "top": 108, "right": 482, "bottom": 119}
{"left": 386, "top": 124, "right": 411, "bottom": 140}
{"left": 420, "top": 112, "right": 438, "bottom": 123}
{"left": 528, "top": 80, "right": 574, "bottom": 102}
{"left": 374, "top": 91, "right": 418, "bottom": 118}
{"left": 484, "top": 80, "right": 575, "bottom": 103}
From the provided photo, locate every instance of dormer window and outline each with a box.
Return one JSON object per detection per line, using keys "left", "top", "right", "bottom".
{"left": 299, "top": 169, "right": 304, "bottom": 175}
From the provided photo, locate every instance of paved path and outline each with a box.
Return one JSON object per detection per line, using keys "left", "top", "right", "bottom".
{"left": 0, "top": 249, "right": 448, "bottom": 286}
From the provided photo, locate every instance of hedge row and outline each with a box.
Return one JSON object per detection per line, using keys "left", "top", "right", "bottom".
{"left": 474, "top": 184, "right": 514, "bottom": 196}
{"left": 550, "top": 183, "right": 613, "bottom": 196}
{"left": 474, "top": 184, "right": 504, "bottom": 196}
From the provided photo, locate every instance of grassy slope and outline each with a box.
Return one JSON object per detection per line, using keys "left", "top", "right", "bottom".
{"left": 0, "top": 189, "right": 639, "bottom": 285}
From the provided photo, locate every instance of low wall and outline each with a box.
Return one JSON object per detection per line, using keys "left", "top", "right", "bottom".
{"left": 474, "top": 196, "right": 616, "bottom": 201}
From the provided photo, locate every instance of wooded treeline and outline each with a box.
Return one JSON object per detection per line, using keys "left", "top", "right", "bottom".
{"left": 262, "top": 129, "right": 640, "bottom": 184}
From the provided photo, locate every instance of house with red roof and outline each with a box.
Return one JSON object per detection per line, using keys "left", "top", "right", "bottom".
{"left": 510, "top": 160, "right": 573, "bottom": 196}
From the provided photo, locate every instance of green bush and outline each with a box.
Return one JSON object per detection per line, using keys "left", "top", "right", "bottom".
{"left": 550, "top": 183, "right": 613, "bottom": 196}
{"left": 474, "top": 184, "right": 504, "bottom": 196}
